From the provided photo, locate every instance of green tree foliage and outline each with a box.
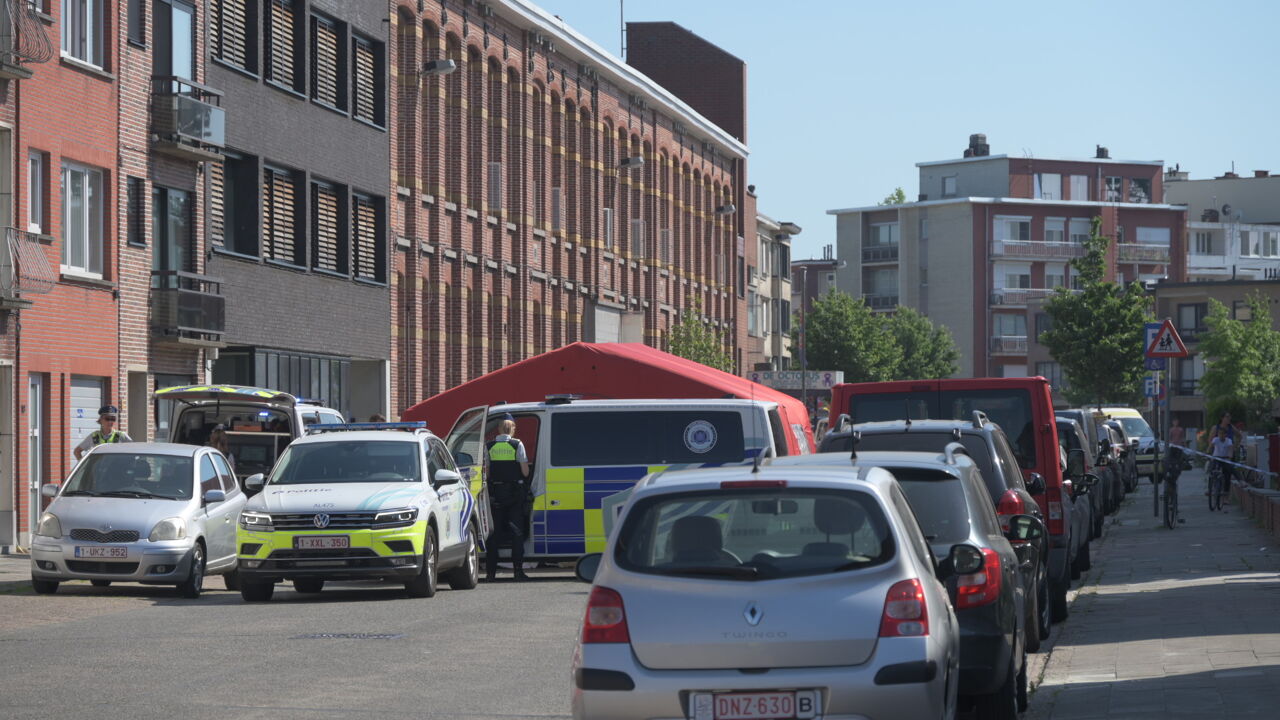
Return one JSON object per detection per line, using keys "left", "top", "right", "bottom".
{"left": 885, "top": 306, "right": 961, "bottom": 380}
{"left": 667, "top": 299, "right": 734, "bottom": 372}
{"left": 1040, "top": 217, "right": 1150, "bottom": 406}
{"left": 1197, "top": 294, "right": 1280, "bottom": 430}
{"left": 880, "top": 187, "right": 907, "bottom": 205}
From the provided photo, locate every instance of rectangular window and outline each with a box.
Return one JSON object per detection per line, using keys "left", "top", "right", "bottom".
{"left": 780, "top": 299, "right": 791, "bottom": 335}
{"left": 1034, "top": 173, "right": 1061, "bottom": 200}
{"left": 1176, "top": 355, "right": 1204, "bottom": 396}
{"left": 778, "top": 244, "right": 790, "bottom": 280}
{"left": 212, "top": 0, "right": 255, "bottom": 71}
{"left": 659, "top": 228, "right": 671, "bottom": 264}
{"left": 1193, "top": 231, "right": 1213, "bottom": 255}
{"left": 128, "top": 0, "right": 146, "bottom": 46}
{"left": 351, "top": 194, "right": 381, "bottom": 282}
{"left": 1136, "top": 226, "right": 1170, "bottom": 246}
{"left": 602, "top": 207, "right": 613, "bottom": 250}
{"left": 60, "top": 162, "right": 105, "bottom": 276}
{"left": 1262, "top": 231, "right": 1279, "bottom": 257}
{"left": 311, "top": 182, "right": 345, "bottom": 274}
{"left": 551, "top": 411, "right": 745, "bottom": 467}
{"left": 310, "top": 14, "right": 343, "bottom": 109}
{"left": 1000, "top": 218, "right": 1030, "bottom": 242}
{"left": 1034, "top": 312, "right": 1053, "bottom": 341}
{"left": 942, "top": 176, "right": 956, "bottom": 198}
{"left": 266, "top": 0, "right": 300, "bottom": 91}
{"left": 747, "top": 290, "right": 759, "bottom": 336}
{"left": 209, "top": 152, "right": 260, "bottom": 256}
{"left": 1069, "top": 175, "right": 1088, "bottom": 201}
{"left": 1044, "top": 217, "right": 1065, "bottom": 244}
{"left": 869, "top": 223, "right": 898, "bottom": 246}
{"left": 352, "top": 35, "right": 382, "bottom": 125}
{"left": 61, "top": 0, "right": 105, "bottom": 67}
{"left": 1177, "top": 303, "right": 1208, "bottom": 338}
{"left": 630, "top": 218, "right": 645, "bottom": 259}
{"left": 1068, "top": 218, "right": 1091, "bottom": 244}
{"left": 736, "top": 256, "right": 745, "bottom": 298}
{"left": 262, "top": 165, "right": 301, "bottom": 265}
{"left": 1000, "top": 365, "right": 1028, "bottom": 379}
{"left": 550, "top": 186, "right": 562, "bottom": 232}
{"left": 1239, "top": 230, "right": 1255, "bottom": 256}
{"left": 487, "top": 161, "right": 502, "bottom": 210}
{"left": 1128, "top": 178, "right": 1152, "bottom": 204}
{"left": 1104, "top": 176, "right": 1122, "bottom": 202}
{"left": 151, "top": 186, "right": 192, "bottom": 281}
{"left": 1045, "top": 262, "right": 1066, "bottom": 288}
{"left": 1035, "top": 361, "right": 1063, "bottom": 389}
{"left": 993, "top": 313, "right": 1027, "bottom": 337}
{"left": 995, "top": 262, "right": 1031, "bottom": 289}
{"left": 27, "top": 151, "right": 45, "bottom": 234}
{"left": 126, "top": 176, "right": 146, "bottom": 247}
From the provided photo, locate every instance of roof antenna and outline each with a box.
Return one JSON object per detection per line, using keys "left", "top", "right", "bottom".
{"left": 904, "top": 399, "right": 911, "bottom": 431}
{"left": 849, "top": 430, "right": 860, "bottom": 461}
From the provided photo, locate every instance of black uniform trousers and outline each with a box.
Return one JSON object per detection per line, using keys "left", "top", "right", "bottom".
{"left": 486, "top": 483, "right": 526, "bottom": 573}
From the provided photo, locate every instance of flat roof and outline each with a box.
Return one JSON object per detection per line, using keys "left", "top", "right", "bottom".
{"left": 828, "top": 197, "right": 1189, "bottom": 215}
{"left": 916, "top": 154, "right": 1164, "bottom": 168}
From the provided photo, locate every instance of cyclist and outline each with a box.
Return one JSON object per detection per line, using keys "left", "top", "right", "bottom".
{"left": 1208, "top": 426, "right": 1234, "bottom": 509}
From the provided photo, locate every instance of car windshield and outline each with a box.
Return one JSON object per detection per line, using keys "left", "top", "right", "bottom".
{"left": 1116, "top": 417, "right": 1153, "bottom": 438}
{"left": 615, "top": 488, "right": 894, "bottom": 581}
{"left": 894, "top": 470, "right": 972, "bottom": 544}
{"left": 268, "top": 441, "right": 421, "bottom": 484}
{"left": 62, "top": 453, "right": 193, "bottom": 500}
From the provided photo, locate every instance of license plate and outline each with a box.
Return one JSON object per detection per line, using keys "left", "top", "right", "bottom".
{"left": 689, "top": 690, "right": 819, "bottom": 720}
{"left": 295, "top": 536, "right": 350, "bottom": 550}
{"left": 74, "top": 546, "right": 128, "bottom": 559}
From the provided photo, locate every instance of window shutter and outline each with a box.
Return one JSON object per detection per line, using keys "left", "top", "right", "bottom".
{"left": 262, "top": 167, "right": 298, "bottom": 264}
{"left": 353, "top": 37, "right": 376, "bottom": 123}
{"left": 213, "top": 0, "right": 249, "bottom": 68}
{"left": 128, "top": 0, "right": 146, "bottom": 46}
{"left": 352, "top": 195, "right": 378, "bottom": 280}
{"left": 311, "top": 16, "right": 340, "bottom": 107}
{"left": 207, "top": 164, "right": 225, "bottom": 245}
{"left": 269, "top": 0, "right": 296, "bottom": 89}
{"left": 312, "top": 183, "right": 341, "bottom": 273}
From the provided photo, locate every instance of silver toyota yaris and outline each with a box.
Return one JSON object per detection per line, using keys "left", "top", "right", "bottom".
{"left": 30, "top": 443, "right": 246, "bottom": 598}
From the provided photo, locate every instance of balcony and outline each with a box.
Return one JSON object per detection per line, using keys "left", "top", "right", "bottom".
{"left": 1117, "top": 243, "right": 1170, "bottom": 264}
{"left": 991, "top": 239, "right": 1085, "bottom": 260}
{"left": 0, "top": 0, "right": 54, "bottom": 80}
{"left": 150, "top": 270, "right": 226, "bottom": 345}
{"left": 151, "top": 76, "right": 225, "bottom": 162}
{"left": 990, "top": 288, "right": 1059, "bottom": 306}
{"left": 1174, "top": 379, "right": 1200, "bottom": 397}
{"left": 1, "top": 227, "right": 55, "bottom": 310}
{"left": 990, "top": 335, "right": 1028, "bottom": 354}
{"left": 862, "top": 244, "right": 899, "bottom": 263}
{"left": 864, "top": 293, "right": 899, "bottom": 310}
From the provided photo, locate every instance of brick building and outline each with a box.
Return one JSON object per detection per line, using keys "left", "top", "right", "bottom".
{"left": 387, "top": 1, "right": 752, "bottom": 414}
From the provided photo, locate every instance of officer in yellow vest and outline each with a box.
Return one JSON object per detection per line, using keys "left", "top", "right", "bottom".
{"left": 74, "top": 405, "right": 134, "bottom": 461}
{"left": 483, "top": 416, "right": 530, "bottom": 581}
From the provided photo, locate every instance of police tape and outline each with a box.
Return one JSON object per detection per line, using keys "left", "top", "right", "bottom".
{"left": 1165, "top": 444, "right": 1278, "bottom": 478}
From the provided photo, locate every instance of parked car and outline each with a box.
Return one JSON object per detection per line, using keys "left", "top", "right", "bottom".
{"left": 1103, "top": 419, "right": 1141, "bottom": 493}
{"left": 1057, "top": 409, "right": 1119, "bottom": 522}
{"left": 821, "top": 414, "right": 1051, "bottom": 651}
{"left": 1052, "top": 428, "right": 1095, "bottom": 580}
{"left": 1095, "top": 421, "right": 1129, "bottom": 509}
{"left": 1056, "top": 417, "right": 1105, "bottom": 539}
{"left": 571, "top": 462, "right": 970, "bottom": 720}
{"left": 30, "top": 442, "right": 246, "bottom": 598}
{"left": 1099, "top": 407, "right": 1161, "bottom": 481}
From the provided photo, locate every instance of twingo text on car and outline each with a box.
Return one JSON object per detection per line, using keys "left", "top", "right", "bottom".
{"left": 1097, "top": 407, "right": 1161, "bottom": 481}
{"left": 154, "top": 384, "right": 346, "bottom": 492}
{"left": 571, "top": 461, "right": 1009, "bottom": 720}
{"left": 444, "top": 397, "right": 806, "bottom": 565}
{"left": 235, "top": 422, "right": 480, "bottom": 601}
{"left": 822, "top": 413, "right": 1053, "bottom": 652}
{"left": 30, "top": 442, "right": 246, "bottom": 598}
{"left": 772, "top": 448, "right": 1042, "bottom": 718}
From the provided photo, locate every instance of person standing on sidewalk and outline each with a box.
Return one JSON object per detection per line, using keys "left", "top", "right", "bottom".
{"left": 483, "top": 416, "right": 531, "bottom": 581}
{"left": 73, "top": 405, "right": 133, "bottom": 461}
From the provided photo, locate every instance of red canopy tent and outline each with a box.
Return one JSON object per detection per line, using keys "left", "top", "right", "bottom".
{"left": 402, "top": 342, "right": 815, "bottom": 454}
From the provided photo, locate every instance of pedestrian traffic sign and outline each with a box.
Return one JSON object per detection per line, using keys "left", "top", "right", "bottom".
{"left": 1145, "top": 318, "right": 1188, "bottom": 358}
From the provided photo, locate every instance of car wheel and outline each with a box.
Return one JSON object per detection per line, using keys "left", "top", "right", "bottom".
{"left": 1037, "top": 571, "right": 1052, "bottom": 641}
{"left": 405, "top": 527, "right": 438, "bottom": 598}
{"left": 240, "top": 580, "right": 274, "bottom": 602}
{"left": 973, "top": 657, "right": 1018, "bottom": 720}
{"left": 31, "top": 578, "right": 58, "bottom": 595}
{"left": 293, "top": 578, "right": 324, "bottom": 594}
{"left": 444, "top": 525, "right": 479, "bottom": 591}
{"left": 90, "top": 579, "right": 111, "bottom": 588}
{"left": 223, "top": 568, "right": 241, "bottom": 591}
{"left": 177, "top": 542, "right": 205, "bottom": 599}
{"left": 1050, "top": 576, "right": 1069, "bottom": 623}
{"left": 1024, "top": 584, "right": 1042, "bottom": 653}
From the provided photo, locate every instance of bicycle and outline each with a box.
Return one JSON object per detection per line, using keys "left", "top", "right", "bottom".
{"left": 1163, "top": 448, "right": 1183, "bottom": 529}
{"left": 1207, "top": 459, "right": 1228, "bottom": 512}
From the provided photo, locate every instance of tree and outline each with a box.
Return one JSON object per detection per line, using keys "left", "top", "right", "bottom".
{"left": 886, "top": 306, "right": 960, "bottom": 379}
{"left": 1040, "top": 216, "right": 1151, "bottom": 407}
{"left": 802, "top": 289, "right": 901, "bottom": 383}
{"left": 667, "top": 298, "right": 734, "bottom": 372}
{"left": 1197, "top": 293, "right": 1280, "bottom": 430}
{"left": 879, "top": 187, "right": 907, "bottom": 205}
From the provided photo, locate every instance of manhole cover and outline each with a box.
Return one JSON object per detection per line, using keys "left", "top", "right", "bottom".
{"left": 291, "top": 633, "right": 406, "bottom": 640}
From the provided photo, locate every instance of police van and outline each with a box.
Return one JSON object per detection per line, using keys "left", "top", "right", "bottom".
{"left": 443, "top": 396, "right": 803, "bottom": 562}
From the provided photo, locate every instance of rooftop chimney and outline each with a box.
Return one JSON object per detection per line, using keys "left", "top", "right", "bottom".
{"left": 1255, "top": 170, "right": 1269, "bottom": 178}
{"left": 1219, "top": 171, "right": 1240, "bottom": 179}
{"left": 966, "top": 133, "right": 989, "bottom": 157}
{"left": 1095, "top": 145, "right": 1110, "bottom": 159}
{"left": 1165, "top": 164, "right": 1189, "bottom": 182}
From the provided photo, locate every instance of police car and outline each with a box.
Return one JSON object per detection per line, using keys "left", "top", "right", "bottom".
{"left": 235, "top": 422, "right": 481, "bottom": 601}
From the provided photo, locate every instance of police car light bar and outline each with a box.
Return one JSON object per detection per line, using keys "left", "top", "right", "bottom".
{"left": 308, "top": 422, "right": 428, "bottom": 434}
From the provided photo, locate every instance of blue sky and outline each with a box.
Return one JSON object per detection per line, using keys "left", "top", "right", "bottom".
{"left": 533, "top": 0, "right": 1280, "bottom": 260}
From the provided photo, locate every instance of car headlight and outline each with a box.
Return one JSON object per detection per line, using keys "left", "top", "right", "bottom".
{"left": 239, "top": 511, "right": 274, "bottom": 532}
{"left": 35, "top": 512, "right": 62, "bottom": 538}
{"left": 373, "top": 508, "right": 419, "bottom": 528}
{"left": 149, "top": 517, "right": 187, "bottom": 542}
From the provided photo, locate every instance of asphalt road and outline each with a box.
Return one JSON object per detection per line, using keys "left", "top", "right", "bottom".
{"left": 0, "top": 572, "right": 585, "bottom": 719}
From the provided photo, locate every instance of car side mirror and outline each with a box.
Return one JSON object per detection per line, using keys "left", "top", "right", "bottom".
{"left": 454, "top": 452, "right": 474, "bottom": 467}
{"left": 937, "top": 543, "right": 984, "bottom": 581}
{"left": 41, "top": 483, "right": 60, "bottom": 499}
{"left": 1067, "top": 448, "right": 1086, "bottom": 478}
{"left": 1005, "top": 514, "right": 1045, "bottom": 543}
{"left": 1062, "top": 478, "right": 1074, "bottom": 498}
{"left": 203, "top": 489, "right": 226, "bottom": 505}
{"left": 245, "top": 473, "right": 265, "bottom": 490}
{"left": 435, "top": 469, "right": 462, "bottom": 486}
{"left": 1025, "top": 472, "right": 1046, "bottom": 495}
{"left": 1130, "top": 438, "right": 1140, "bottom": 449}
{"left": 575, "top": 552, "right": 603, "bottom": 583}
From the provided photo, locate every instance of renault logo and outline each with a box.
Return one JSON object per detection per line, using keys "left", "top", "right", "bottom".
{"left": 313, "top": 513, "right": 330, "bottom": 529}
{"left": 743, "top": 601, "right": 763, "bottom": 626}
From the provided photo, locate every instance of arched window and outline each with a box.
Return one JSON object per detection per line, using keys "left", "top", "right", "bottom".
{"left": 487, "top": 57, "right": 504, "bottom": 214}
{"left": 550, "top": 93, "right": 563, "bottom": 233}
{"left": 444, "top": 34, "right": 463, "bottom": 202}
{"left": 467, "top": 47, "right": 484, "bottom": 209}
{"left": 564, "top": 100, "right": 577, "bottom": 237}
{"left": 396, "top": 11, "right": 417, "bottom": 180}
{"left": 531, "top": 86, "right": 546, "bottom": 225}
{"left": 506, "top": 68, "right": 522, "bottom": 224}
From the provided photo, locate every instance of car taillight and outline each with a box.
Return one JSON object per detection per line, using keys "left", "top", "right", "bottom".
{"left": 995, "top": 489, "right": 1026, "bottom": 533}
{"left": 955, "top": 548, "right": 1002, "bottom": 609}
{"left": 1046, "top": 485, "right": 1065, "bottom": 536}
{"left": 879, "top": 578, "right": 929, "bottom": 637}
{"left": 581, "top": 586, "right": 630, "bottom": 644}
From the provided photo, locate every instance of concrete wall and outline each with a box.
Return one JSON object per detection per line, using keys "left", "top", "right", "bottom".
{"left": 923, "top": 203, "right": 977, "bottom": 377}
{"left": 1166, "top": 176, "right": 1280, "bottom": 225}
{"left": 918, "top": 158, "right": 1009, "bottom": 200}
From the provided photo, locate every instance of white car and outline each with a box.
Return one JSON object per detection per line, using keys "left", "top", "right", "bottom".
{"left": 235, "top": 422, "right": 480, "bottom": 601}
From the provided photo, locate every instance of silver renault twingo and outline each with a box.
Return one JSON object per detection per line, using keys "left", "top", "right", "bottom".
{"left": 30, "top": 443, "right": 246, "bottom": 598}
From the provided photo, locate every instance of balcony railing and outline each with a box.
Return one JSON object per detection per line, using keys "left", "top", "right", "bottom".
{"left": 1117, "top": 243, "right": 1170, "bottom": 263}
{"left": 150, "top": 270, "right": 225, "bottom": 344}
{"left": 0, "top": 0, "right": 54, "bottom": 80}
{"left": 990, "top": 288, "right": 1058, "bottom": 306}
{"left": 1, "top": 227, "right": 55, "bottom": 308}
{"left": 1174, "top": 379, "right": 1200, "bottom": 397}
{"left": 990, "top": 335, "right": 1028, "bottom": 354}
{"left": 862, "top": 244, "right": 899, "bottom": 263}
{"left": 991, "top": 239, "right": 1085, "bottom": 259}
{"left": 151, "top": 76, "right": 225, "bottom": 161}
{"left": 864, "top": 293, "right": 899, "bottom": 310}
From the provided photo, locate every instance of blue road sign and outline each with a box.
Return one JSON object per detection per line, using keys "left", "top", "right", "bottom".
{"left": 1145, "top": 356, "right": 1167, "bottom": 371}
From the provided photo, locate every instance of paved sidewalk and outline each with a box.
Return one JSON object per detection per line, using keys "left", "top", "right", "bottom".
{"left": 1027, "top": 469, "right": 1280, "bottom": 719}
{"left": 0, "top": 551, "right": 30, "bottom": 592}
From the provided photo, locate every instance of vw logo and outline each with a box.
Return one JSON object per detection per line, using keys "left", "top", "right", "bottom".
{"left": 743, "top": 601, "right": 763, "bottom": 626}
{"left": 313, "top": 513, "right": 330, "bottom": 529}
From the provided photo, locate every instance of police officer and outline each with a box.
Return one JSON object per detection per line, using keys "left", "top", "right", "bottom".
{"left": 484, "top": 415, "right": 530, "bottom": 581}
{"left": 73, "top": 405, "right": 133, "bottom": 460}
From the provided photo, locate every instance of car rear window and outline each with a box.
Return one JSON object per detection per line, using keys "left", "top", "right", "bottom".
{"left": 1115, "top": 417, "right": 1153, "bottom": 439}
{"left": 851, "top": 389, "right": 1036, "bottom": 468}
{"left": 615, "top": 488, "right": 894, "bottom": 581}
{"left": 269, "top": 441, "right": 421, "bottom": 484}
{"left": 851, "top": 432, "right": 1001, "bottom": 498}
{"left": 892, "top": 469, "right": 972, "bottom": 544}
{"left": 551, "top": 411, "right": 746, "bottom": 466}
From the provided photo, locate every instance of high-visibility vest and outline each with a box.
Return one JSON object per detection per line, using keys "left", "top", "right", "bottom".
{"left": 91, "top": 430, "right": 121, "bottom": 445}
{"left": 485, "top": 439, "right": 523, "bottom": 485}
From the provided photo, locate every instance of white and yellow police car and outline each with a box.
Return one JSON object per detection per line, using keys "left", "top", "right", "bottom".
{"left": 235, "top": 422, "right": 480, "bottom": 601}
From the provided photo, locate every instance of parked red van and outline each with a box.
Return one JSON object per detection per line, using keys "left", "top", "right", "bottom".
{"left": 829, "top": 377, "right": 1075, "bottom": 622}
